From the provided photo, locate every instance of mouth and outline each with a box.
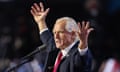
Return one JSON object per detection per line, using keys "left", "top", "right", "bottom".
{"left": 55, "top": 41, "right": 60, "bottom": 43}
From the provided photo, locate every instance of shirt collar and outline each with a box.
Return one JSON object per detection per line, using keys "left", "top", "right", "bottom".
{"left": 61, "top": 39, "right": 78, "bottom": 57}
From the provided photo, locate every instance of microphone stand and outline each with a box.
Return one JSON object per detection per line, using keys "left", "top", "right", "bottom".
{"left": 6, "top": 44, "right": 46, "bottom": 72}
{"left": 7, "top": 57, "right": 33, "bottom": 72}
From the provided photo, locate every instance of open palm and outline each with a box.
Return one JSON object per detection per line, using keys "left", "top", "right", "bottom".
{"left": 30, "top": 2, "right": 49, "bottom": 23}
{"left": 75, "top": 21, "right": 94, "bottom": 48}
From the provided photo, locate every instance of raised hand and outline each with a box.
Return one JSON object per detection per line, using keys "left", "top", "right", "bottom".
{"left": 30, "top": 2, "right": 49, "bottom": 23}
{"left": 75, "top": 21, "right": 94, "bottom": 49}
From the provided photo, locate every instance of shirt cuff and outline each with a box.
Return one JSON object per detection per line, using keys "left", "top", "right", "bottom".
{"left": 39, "top": 28, "right": 48, "bottom": 34}
{"left": 78, "top": 47, "right": 88, "bottom": 56}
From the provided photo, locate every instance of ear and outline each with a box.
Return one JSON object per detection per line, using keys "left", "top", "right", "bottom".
{"left": 71, "top": 31, "right": 76, "bottom": 39}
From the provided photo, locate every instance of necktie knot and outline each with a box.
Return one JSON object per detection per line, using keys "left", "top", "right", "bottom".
{"left": 57, "top": 52, "right": 62, "bottom": 60}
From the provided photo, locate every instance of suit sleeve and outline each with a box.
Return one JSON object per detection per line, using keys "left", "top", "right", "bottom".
{"left": 40, "top": 30, "right": 56, "bottom": 52}
{"left": 81, "top": 49, "right": 93, "bottom": 72}
{"left": 70, "top": 49, "right": 93, "bottom": 72}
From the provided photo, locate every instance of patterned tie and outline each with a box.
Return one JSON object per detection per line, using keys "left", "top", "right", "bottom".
{"left": 52, "top": 52, "right": 63, "bottom": 72}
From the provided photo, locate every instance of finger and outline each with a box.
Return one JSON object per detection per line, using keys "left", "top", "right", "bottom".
{"left": 82, "top": 21, "right": 85, "bottom": 30}
{"left": 78, "top": 22, "right": 81, "bottom": 33}
{"left": 34, "top": 3, "right": 41, "bottom": 12}
{"left": 40, "top": 2, "right": 44, "bottom": 12}
{"left": 30, "top": 9, "right": 35, "bottom": 16}
{"left": 31, "top": 6, "right": 38, "bottom": 15}
{"left": 88, "top": 28, "right": 94, "bottom": 34}
{"left": 85, "top": 21, "right": 90, "bottom": 29}
{"left": 44, "top": 8, "right": 50, "bottom": 15}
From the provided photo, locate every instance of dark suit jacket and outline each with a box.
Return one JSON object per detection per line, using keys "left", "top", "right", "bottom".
{"left": 40, "top": 30, "right": 93, "bottom": 72}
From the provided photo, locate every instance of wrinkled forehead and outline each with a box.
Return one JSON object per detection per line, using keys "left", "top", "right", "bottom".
{"left": 53, "top": 19, "right": 67, "bottom": 31}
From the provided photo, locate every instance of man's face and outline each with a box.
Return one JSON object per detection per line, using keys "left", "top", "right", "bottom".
{"left": 53, "top": 20, "right": 74, "bottom": 49}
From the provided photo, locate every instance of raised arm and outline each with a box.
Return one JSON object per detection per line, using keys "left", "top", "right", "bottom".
{"left": 30, "top": 2, "right": 56, "bottom": 51}
{"left": 30, "top": 2, "right": 50, "bottom": 32}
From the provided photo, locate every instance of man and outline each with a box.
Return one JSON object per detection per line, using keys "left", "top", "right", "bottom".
{"left": 30, "top": 2, "right": 94, "bottom": 72}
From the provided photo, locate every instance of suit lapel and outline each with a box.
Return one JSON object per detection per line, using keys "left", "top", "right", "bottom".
{"left": 45, "top": 49, "right": 60, "bottom": 71}
{"left": 60, "top": 41, "right": 79, "bottom": 64}
{"left": 64, "top": 41, "right": 79, "bottom": 58}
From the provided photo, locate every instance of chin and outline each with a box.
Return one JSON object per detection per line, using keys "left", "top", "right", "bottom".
{"left": 56, "top": 45, "right": 61, "bottom": 48}
{"left": 56, "top": 45, "right": 62, "bottom": 49}
{"left": 56, "top": 43, "right": 64, "bottom": 49}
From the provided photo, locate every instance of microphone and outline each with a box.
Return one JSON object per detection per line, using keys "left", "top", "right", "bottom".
{"left": 21, "top": 44, "right": 46, "bottom": 60}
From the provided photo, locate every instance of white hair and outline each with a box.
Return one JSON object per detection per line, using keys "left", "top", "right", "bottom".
{"left": 56, "top": 17, "right": 79, "bottom": 40}
{"left": 56, "top": 17, "right": 79, "bottom": 32}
